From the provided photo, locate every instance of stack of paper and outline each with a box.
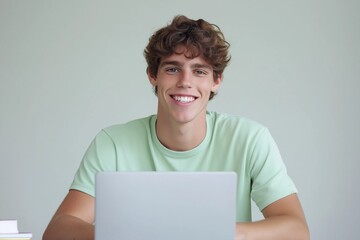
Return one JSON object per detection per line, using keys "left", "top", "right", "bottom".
{"left": 0, "top": 220, "right": 32, "bottom": 240}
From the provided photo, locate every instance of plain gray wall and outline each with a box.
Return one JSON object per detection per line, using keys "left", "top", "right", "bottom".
{"left": 1, "top": 0, "right": 359, "bottom": 239}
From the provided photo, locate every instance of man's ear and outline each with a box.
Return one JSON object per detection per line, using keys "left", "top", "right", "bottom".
{"left": 211, "top": 74, "right": 223, "bottom": 92}
{"left": 147, "top": 68, "right": 157, "bottom": 87}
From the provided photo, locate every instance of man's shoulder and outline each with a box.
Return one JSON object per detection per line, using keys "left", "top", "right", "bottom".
{"left": 102, "top": 115, "right": 155, "bottom": 137}
{"left": 208, "top": 111, "right": 265, "bottom": 131}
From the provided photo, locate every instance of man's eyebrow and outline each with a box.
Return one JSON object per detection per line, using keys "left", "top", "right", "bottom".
{"left": 159, "top": 61, "right": 212, "bottom": 70}
{"left": 191, "top": 63, "right": 212, "bottom": 70}
{"left": 159, "top": 61, "right": 182, "bottom": 67}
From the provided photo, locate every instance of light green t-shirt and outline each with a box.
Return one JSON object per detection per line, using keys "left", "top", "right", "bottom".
{"left": 70, "top": 111, "right": 297, "bottom": 222}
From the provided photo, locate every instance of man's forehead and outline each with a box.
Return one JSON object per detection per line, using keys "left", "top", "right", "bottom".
{"left": 160, "top": 47, "right": 212, "bottom": 69}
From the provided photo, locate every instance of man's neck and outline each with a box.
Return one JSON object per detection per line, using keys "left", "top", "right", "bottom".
{"left": 155, "top": 113, "right": 207, "bottom": 151}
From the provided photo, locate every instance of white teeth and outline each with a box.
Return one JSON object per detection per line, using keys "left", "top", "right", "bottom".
{"left": 173, "top": 95, "right": 195, "bottom": 103}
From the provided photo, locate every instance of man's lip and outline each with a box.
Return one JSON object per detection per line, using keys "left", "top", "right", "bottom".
{"left": 170, "top": 94, "right": 197, "bottom": 98}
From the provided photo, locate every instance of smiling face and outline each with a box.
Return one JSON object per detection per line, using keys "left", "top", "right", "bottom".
{"left": 148, "top": 46, "right": 222, "bottom": 126}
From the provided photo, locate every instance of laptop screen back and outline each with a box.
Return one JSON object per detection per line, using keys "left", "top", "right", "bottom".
{"left": 95, "top": 172, "right": 237, "bottom": 240}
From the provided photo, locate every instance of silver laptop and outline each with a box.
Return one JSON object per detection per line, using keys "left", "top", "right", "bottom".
{"left": 95, "top": 171, "right": 237, "bottom": 240}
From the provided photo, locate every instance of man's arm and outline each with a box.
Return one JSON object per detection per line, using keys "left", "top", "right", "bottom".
{"left": 236, "top": 193, "right": 310, "bottom": 240}
{"left": 42, "top": 190, "right": 95, "bottom": 240}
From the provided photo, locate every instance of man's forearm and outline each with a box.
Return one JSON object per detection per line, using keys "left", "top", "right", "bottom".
{"left": 236, "top": 215, "right": 310, "bottom": 240}
{"left": 42, "top": 215, "right": 94, "bottom": 240}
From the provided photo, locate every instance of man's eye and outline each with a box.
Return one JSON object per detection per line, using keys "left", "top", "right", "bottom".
{"left": 166, "top": 68, "right": 179, "bottom": 73}
{"left": 194, "top": 70, "right": 206, "bottom": 75}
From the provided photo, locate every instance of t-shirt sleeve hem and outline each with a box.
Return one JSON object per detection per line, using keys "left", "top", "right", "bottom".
{"left": 256, "top": 189, "right": 298, "bottom": 211}
{"left": 69, "top": 184, "right": 95, "bottom": 197}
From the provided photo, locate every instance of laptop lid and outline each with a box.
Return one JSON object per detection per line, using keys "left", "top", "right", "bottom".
{"left": 95, "top": 171, "right": 237, "bottom": 240}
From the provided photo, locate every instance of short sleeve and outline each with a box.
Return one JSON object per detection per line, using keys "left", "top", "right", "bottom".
{"left": 70, "top": 130, "right": 117, "bottom": 197}
{"left": 249, "top": 128, "right": 297, "bottom": 210}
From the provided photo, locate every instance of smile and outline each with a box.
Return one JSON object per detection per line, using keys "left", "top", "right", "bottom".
{"left": 171, "top": 95, "right": 196, "bottom": 103}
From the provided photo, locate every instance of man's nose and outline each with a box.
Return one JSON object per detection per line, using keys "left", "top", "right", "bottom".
{"left": 176, "top": 71, "right": 192, "bottom": 88}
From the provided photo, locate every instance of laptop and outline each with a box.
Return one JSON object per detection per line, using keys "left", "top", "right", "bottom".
{"left": 95, "top": 171, "right": 237, "bottom": 240}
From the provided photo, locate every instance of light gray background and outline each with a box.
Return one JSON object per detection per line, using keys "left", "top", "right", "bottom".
{"left": 1, "top": 0, "right": 359, "bottom": 239}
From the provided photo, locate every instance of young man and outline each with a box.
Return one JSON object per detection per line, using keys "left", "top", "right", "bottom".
{"left": 43, "top": 15, "right": 309, "bottom": 240}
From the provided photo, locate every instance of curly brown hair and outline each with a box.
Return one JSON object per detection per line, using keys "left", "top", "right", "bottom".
{"left": 144, "top": 15, "right": 231, "bottom": 100}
